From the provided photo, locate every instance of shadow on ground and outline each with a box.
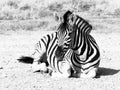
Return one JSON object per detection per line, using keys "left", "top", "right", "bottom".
{"left": 96, "top": 67, "right": 120, "bottom": 78}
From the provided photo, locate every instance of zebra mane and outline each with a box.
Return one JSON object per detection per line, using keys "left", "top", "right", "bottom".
{"left": 57, "top": 10, "right": 73, "bottom": 33}
{"left": 57, "top": 22, "right": 68, "bottom": 34}
{"left": 75, "top": 15, "right": 92, "bottom": 34}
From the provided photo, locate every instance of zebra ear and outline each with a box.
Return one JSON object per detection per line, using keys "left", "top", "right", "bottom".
{"left": 62, "top": 10, "right": 73, "bottom": 23}
{"left": 68, "top": 14, "right": 76, "bottom": 26}
{"left": 54, "top": 12, "right": 63, "bottom": 23}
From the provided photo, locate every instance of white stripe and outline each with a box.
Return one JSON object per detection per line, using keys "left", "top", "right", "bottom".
{"left": 76, "top": 18, "right": 80, "bottom": 25}
{"left": 86, "top": 41, "right": 97, "bottom": 63}
{"left": 79, "top": 42, "right": 88, "bottom": 61}
{"left": 81, "top": 58, "right": 100, "bottom": 70}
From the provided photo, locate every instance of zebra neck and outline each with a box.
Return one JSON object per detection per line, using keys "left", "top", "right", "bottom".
{"left": 78, "top": 25, "right": 92, "bottom": 34}
{"left": 75, "top": 16, "right": 92, "bottom": 34}
{"left": 71, "top": 34, "right": 90, "bottom": 62}
{"left": 72, "top": 29, "right": 90, "bottom": 50}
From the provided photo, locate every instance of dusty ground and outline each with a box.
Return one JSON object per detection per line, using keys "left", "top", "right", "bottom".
{"left": 0, "top": 17, "right": 120, "bottom": 90}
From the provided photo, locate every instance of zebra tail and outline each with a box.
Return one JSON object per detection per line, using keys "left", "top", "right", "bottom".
{"left": 17, "top": 56, "right": 34, "bottom": 64}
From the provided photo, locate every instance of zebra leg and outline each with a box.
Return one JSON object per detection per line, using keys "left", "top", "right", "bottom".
{"left": 31, "top": 38, "right": 49, "bottom": 72}
{"left": 51, "top": 60, "right": 71, "bottom": 78}
{"left": 80, "top": 68, "right": 98, "bottom": 78}
{"left": 31, "top": 51, "right": 48, "bottom": 72}
{"left": 86, "top": 67, "right": 98, "bottom": 78}
{"left": 60, "top": 60, "right": 71, "bottom": 77}
{"left": 32, "top": 62, "right": 48, "bottom": 73}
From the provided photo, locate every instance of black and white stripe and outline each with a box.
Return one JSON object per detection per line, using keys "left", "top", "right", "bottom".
{"left": 18, "top": 11, "right": 74, "bottom": 77}
{"left": 59, "top": 13, "right": 101, "bottom": 78}
{"left": 33, "top": 32, "right": 61, "bottom": 72}
{"left": 32, "top": 28, "right": 73, "bottom": 77}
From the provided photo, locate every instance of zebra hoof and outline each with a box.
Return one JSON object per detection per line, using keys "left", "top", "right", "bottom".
{"left": 32, "top": 62, "right": 47, "bottom": 73}
{"left": 79, "top": 68, "right": 98, "bottom": 78}
{"left": 39, "top": 63, "right": 48, "bottom": 72}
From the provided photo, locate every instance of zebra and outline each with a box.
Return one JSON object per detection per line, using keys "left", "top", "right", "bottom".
{"left": 17, "top": 10, "right": 75, "bottom": 78}
{"left": 56, "top": 12, "right": 101, "bottom": 78}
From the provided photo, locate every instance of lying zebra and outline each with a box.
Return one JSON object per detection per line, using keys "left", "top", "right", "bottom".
{"left": 17, "top": 10, "right": 75, "bottom": 78}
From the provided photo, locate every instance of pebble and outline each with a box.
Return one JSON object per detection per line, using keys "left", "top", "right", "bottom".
{"left": 0, "top": 65, "right": 3, "bottom": 69}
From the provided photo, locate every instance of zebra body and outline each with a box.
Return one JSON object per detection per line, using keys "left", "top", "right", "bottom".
{"left": 29, "top": 32, "right": 72, "bottom": 77}
{"left": 71, "top": 14, "right": 100, "bottom": 78}
{"left": 57, "top": 12, "right": 101, "bottom": 78}
{"left": 18, "top": 10, "right": 75, "bottom": 78}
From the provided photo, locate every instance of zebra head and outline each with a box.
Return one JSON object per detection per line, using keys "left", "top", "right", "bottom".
{"left": 55, "top": 10, "right": 76, "bottom": 58}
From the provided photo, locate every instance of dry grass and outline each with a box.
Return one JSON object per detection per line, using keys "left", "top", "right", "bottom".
{"left": 0, "top": 0, "right": 120, "bottom": 20}
{"left": 0, "top": 0, "right": 120, "bottom": 33}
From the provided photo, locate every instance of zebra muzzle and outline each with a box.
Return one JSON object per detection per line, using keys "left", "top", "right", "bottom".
{"left": 55, "top": 46, "right": 65, "bottom": 59}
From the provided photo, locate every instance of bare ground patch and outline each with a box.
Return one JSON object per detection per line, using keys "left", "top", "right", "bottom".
{"left": 0, "top": 29, "right": 120, "bottom": 90}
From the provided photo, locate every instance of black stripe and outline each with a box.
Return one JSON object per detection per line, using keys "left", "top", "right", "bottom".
{"left": 80, "top": 34, "right": 86, "bottom": 55}
{"left": 71, "top": 53, "right": 81, "bottom": 68}
{"left": 49, "top": 44, "right": 57, "bottom": 67}
{"left": 46, "top": 34, "right": 51, "bottom": 50}
{"left": 57, "top": 61, "right": 62, "bottom": 74}
{"left": 81, "top": 60, "right": 100, "bottom": 71}
{"left": 48, "top": 34, "right": 57, "bottom": 54}
{"left": 41, "top": 39, "right": 46, "bottom": 47}
{"left": 88, "top": 37, "right": 100, "bottom": 63}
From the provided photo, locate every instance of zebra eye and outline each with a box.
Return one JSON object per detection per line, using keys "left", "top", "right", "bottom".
{"left": 68, "top": 32, "right": 72, "bottom": 36}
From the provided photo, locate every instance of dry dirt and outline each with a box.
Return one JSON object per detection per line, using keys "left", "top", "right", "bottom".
{"left": 0, "top": 18, "right": 120, "bottom": 90}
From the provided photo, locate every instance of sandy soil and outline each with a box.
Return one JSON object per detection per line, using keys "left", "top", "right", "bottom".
{"left": 0, "top": 25, "right": 120, "bottom": 90}
{"left": 0, "top": 0, "right": 120, "bottom": 90}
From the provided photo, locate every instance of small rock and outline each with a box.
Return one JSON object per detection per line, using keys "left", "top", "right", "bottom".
{"left": 0, "top": 66, "right": 3, "bottom": 69}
